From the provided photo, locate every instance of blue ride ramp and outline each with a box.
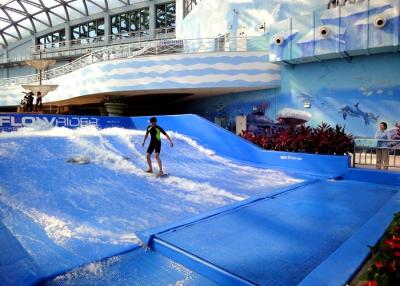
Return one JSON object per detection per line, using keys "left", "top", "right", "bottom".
{"left": 0, "top": 113, "right": 399, "bottom": 286}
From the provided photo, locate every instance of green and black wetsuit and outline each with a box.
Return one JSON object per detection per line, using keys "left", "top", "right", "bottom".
{"left": 146, "top": 125, "right": 167, "bottom": 154}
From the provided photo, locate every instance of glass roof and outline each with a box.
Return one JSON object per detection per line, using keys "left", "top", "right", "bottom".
{"left": 0, "top": 0, "right": 132, "bottom": 48}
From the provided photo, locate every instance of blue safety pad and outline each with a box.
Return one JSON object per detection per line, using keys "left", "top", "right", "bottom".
{"left": 0, "top": 131, "right": 302, "bottom": 283}
{"left": 0, "top": 221, "right": 42, "bottom": 286}
{"left": 157, "top": 180, "right": 399, "bottom": 286}
{"left": 44, "top": 248, "right": 218, "bottom": 286}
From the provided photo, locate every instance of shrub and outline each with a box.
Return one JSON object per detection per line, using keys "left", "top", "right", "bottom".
{"left": 358, "top": 213, "right": 400, "bottom": 286}
{"left": 240, "top": 123, "right": 353, "bottom": 155}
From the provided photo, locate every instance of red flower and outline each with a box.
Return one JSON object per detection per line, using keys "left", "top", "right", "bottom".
{"left": 385, "top": 239, "right": 394, "bottom": 248}
{"left": 374, "top": 260, "right": 384, "bottom": 268}
{"left": 362, "top": 280, "right": 378, "bottom": 286}
{"left": 394, "top": 251, "right": 400, "bottom": 257}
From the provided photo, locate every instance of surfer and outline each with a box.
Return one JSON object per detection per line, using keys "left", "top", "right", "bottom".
{"left": 142, "top": 117, "right": 173, "bottom": 176}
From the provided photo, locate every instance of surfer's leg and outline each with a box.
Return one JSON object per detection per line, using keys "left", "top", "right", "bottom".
{"left": 146, "top": 153, "right": 153, "bottom": 172}
{"left": 155, "top": 153, "right": 163, "bottom": 175}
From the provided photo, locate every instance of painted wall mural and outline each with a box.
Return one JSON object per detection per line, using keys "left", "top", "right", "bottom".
{"left": 185, "top": 52, "right": 400, "bottom": 138}
{"left": 176, "top": 0, "right": 329, "bottom": 40}
{"left": 178, "top": 0, "right": 400, "bottom": 139}
{"left": 269, "top": 0, "right": 400, "bottom": 63}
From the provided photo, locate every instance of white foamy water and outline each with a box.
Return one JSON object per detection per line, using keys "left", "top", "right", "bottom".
{"left": 0, "top": 124, "right": 303, "bottom": 270}
{"left": 0, "top": 193, "right": 142, "bottom": 247}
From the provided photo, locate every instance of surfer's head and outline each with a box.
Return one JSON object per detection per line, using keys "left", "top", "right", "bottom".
{"left": 379, "top": 122, "right": 387, "bottom": 131}
{"left": 149, "top": 117, "right": 157, "bottom": 126}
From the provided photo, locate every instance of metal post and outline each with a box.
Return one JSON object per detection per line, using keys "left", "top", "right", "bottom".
{"left": 149, "top": 2, "right": 156, "bottom": 39}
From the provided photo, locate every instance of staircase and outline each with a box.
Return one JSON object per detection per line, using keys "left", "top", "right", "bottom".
{"left": 0, "top": 39, "right": 183, "bottom": 87}
{"left": 0, "top": 36, "right": 267, "bottom": 88}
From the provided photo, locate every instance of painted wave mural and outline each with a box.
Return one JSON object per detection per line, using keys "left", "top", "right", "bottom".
{"left": 0, "top": 52, "right": 280, "bottom": 106}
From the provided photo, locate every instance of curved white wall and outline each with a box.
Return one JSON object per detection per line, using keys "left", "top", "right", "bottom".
{"left": 0, "top": 51, "right": 280, "bottom": 106}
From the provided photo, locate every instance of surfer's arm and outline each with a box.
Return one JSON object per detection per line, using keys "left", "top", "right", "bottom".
{"left": 159, "top": 127, "right": 173, "bottom": 147}
{"left": 142, "top": 129, "right": 149, "bottom": 147}
{"left": 165, "top": 133, "right": 173, "bottom": 147}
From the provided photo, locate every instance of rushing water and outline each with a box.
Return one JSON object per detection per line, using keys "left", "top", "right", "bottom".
{"left": 0, "top": 125, "right": 303, "bottom": 278}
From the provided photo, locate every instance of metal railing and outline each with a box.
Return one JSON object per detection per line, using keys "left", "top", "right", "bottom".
{"left": 353, "top": 138, "right": 400, "bottom": 170}
{"left": 0, "top": 35, "right": 268, "bottom": 87}
{"left": 0, "top": 55, "right": 32, "bottom": 65}
{"left": 30, "top": 28, "right": 176, "bottom": 58}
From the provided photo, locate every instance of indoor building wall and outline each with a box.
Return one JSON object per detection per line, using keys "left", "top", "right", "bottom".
{"left": 177, "top": 0, "right": 400, "bottom": 138}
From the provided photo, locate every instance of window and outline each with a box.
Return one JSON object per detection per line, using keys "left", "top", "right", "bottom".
{"left": 80, "top": 23, "right": 88, "bottom": 39}
{"left": 111, "top": 8, "right": 150, "bottom": 36}
{"left": 97, "top": 18, "right": 105, "bottom": 37}
{"left": 120, "top": 13, "right": 129, "bottom": 34}
{"left": 140, "top": 8, "right": 149, "bottom": 31}
{"left": 184, "top": 0, "right": 200, "bottom": 18}
{"left": 72, "top": 26, "right": 80, "bottom": 40}
{"left": 37, "top": 29, "right": 65, "bottom": 48}
{"left": 111, "top": 15, "right": 120, "bottom": 34}
{"left": 71, "top": 18, "right": 106, "bottom": 44}
{"left": 88, "top": 21, "right": 97, "bottom": 38}
{"left": 156, "top": 2, "right": 176, "bottom": 32}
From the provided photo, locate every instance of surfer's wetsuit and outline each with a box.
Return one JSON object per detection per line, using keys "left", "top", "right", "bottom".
{"left": 146, "top": 125, "right": 167, "bottom": 154}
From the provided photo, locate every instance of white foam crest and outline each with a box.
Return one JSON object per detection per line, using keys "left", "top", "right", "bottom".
{"left": 69, "top": 130, "right": 244, "bottom": 205}
{"left": 168, "top": 131, "right": 215, "bottom": 156}
{"left": 72, "top": 225, "right": 141, "bottom": 245}
{"left": 68, "top": 134, "right": 144, "bottom": 175}
{"left": 167, "top": 131, "right": 303, "bottom": 186}
{"left": 1, "top": 126, "right": 299, "bottom": 203}
{"left": 0, "top": 194, "right": 141, "bottom": 246}
{"left": 0, "top": 125, "right": 74, "bottom": 138}
{"left": 0, "top": 124, "right": 138, "bottom": 138}
{"left": 52, "top": 256, "right": 121, "bottom": 281}
{"left": 162, "top": 176, "right": 246, "bottom": 204}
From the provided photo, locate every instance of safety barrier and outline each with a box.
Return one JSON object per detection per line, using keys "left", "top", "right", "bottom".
{"left": 353, "top": 138, "right": 400, "bottom": 170}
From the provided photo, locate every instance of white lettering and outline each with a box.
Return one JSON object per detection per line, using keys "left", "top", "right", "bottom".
{"left": 69, "top": 117, "right": 80, "bottom": 127}
{"left": 56, "top": 117, "right": 66, "bottom": 126}
{"left": 1, "top": 115, "right": 102, "bottom": 131}
{"left": 0, "top": 116, "right": 10, "bottom": 126}
{"left": 11, "top": 116, "right": 22, "bottom": 127}
{"left": 21, "top": 117, "right": 35, "bottom": 126}
{"left": 280, "top": 155, "right": 302, "bottom": 161}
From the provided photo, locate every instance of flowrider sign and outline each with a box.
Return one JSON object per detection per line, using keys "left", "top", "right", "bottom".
{"left": 0, "top": 114, "right": 135, "bottom": 132}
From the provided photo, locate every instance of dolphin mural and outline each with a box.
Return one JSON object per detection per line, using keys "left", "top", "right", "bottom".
{"left": 339, "top": 102, "right": 379, "bottom": 125}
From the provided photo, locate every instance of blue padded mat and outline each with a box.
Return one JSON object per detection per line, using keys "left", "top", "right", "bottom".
{"left": 44, "top": 248, "right": 218, "bottom": 286}
{"left": 157, "top": 180, "right": 399, "bottom": 286}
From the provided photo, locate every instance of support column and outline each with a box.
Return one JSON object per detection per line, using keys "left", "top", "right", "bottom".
{"left": 104, "top": 12, "right": 111, "bottom": 44}
{"left": 149, "top": 1, "right": 156, "bottom": 39}
{"left": 64, "top": 23, "right": 71, "bottom": 52}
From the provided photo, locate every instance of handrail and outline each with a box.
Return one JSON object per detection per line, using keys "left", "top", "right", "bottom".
{"left": 353, "top": 138, "right": 400, "bottom": 170}
{"left": 30, "top": 27, "right": 176, "bottom": 55}
{"left": 0, "top": 55, "right": 31, "bottom": 65}
{"left": 0, "top": 35, "right": 268, "bottom": 87}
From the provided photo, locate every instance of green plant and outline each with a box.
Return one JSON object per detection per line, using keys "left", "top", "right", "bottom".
{"left": 241, "top": 122, "right": 353, "bottom": 155}
{"left": 358, "top": 213, "right": 400, "bottom": 286}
